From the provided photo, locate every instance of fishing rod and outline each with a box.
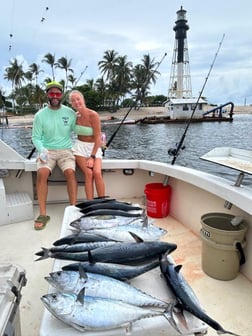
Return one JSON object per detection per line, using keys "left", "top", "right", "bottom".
{"left": 167, "top": 34, "right": 225, "bottom": 166}
{"left": 104, "top": 52, "right": 168, "bottom": 153}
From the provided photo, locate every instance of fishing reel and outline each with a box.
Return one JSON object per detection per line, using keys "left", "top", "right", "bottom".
{"left": 168, "top": 145, "right": 185, "bottom": 157}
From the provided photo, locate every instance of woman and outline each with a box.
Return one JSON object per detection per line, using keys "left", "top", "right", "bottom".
{"left": 69, "top": 90, "right": 105, "bottom": 200}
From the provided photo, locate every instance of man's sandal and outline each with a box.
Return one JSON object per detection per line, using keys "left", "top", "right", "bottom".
{"left": 34, "top": 215, "right": 50, "bottom": 230}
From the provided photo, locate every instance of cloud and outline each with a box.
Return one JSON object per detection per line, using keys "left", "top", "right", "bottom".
{"left": 1, "top": 0, "right": 252, "bottom": 105}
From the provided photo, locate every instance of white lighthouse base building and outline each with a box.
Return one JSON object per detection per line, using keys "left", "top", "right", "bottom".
{"left": 165, "top": 98, "right": 207, "bottom": 120}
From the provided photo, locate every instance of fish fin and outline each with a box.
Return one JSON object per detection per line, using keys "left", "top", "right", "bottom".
{"left": 87, "top": 250, "right": 96, "bottom": 264}
{"left": 76, "top": 287, "right": 85, "bottom": 305}
{"left": 175, "top": 264, "right": 183, "bottom": 273}
{"left": 129, "top": 231, "right": 144, "bottom": 242}
{"left": 78, "top": 264, "right": 88, "bottom": 281}
{"left": 142, "top": 215, "right": 149, "bottom": 228}
{"left": 34, "top": 247, "right": 50, "bottom": 261}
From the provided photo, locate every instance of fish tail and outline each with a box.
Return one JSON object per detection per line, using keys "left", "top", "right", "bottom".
{"left": 35, "top": 247, "right": 50, "bottom": 261}
{"left": 162, "top": 303, "right": 182, "bottom": 335}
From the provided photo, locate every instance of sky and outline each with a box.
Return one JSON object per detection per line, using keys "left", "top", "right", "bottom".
{"left": 1, "top": 0, "right": 252, "bottom": 105}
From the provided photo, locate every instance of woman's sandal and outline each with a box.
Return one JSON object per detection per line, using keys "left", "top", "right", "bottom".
{"left": 34, "top": 215, "right": 50, "bottom": 230}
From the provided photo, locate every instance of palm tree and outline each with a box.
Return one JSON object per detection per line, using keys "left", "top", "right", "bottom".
{"left": 113, "top": 55, "right": 132, "bottom": 104}
{"left": 28, "top": 63, "right": 44, "bottom": 85}
{"left": 131, "top": 55, "right": 160, "bottom": 107}
{"left": 4, "top": 58, "right": 25, "bottom": 112}
{"left": 42, "top": 53, "right": 56, "bottom": 80}
{"left": 55, "top": 56, "right": 73, "bottom": 90}
{"left": 4, "top": 58, "right": 25, "bottom": 90}
{"left": 142, "top": 54, "right": 160, "bottom": 87}
{"left": 68, "top": 74, "right": 77, "bottom": 88}
{"left": 98, "top": 49, "right": 119, "bottom": 82}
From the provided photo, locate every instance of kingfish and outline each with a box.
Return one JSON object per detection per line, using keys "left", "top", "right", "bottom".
{"left": 36, "top": 239, "right": 177, "bottom": 264}
{"left": 62, "top": 259, "right": 160, "bottom": 280}
{"left": 81, "top": 208, "right": 144, "bottom": 218}
{"left": 35, "top": 241, "right": 117, "bottom": 256}
{"left": 53, "top": 232, "right": 113, "bottom": 246}
{"left": 76, "top": 197, "right": 116, "bottom": 209}
{"left": 79, "top": 201, "right": 143, "bottom": 214}
{"left": 46, "top": 268, "right": 169, "bottom": 308}
{"left": 41, "top": 290, "right": 177, "bottom": 332}
{"left": 160, "top": 256, "right": 241, "bottom": 336}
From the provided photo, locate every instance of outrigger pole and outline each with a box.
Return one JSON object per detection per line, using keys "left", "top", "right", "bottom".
{"left": 104, "top": 52, "right": 167, "bottom": 154}
{"left": 167, "top": 34, "right": 225, "bottom": 166}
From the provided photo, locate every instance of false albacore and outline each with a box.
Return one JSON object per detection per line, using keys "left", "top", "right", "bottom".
{"left": 41, "top": 290, "right": 177, "bottom": 332}
{"left": 35, "top": 239, "right": 177, "bottom": 264}
{"left": 46, "top": 267, "right": 169, "bottom": 308}
{"left": 160, "top": 256, "right": 240, "bottom": 336}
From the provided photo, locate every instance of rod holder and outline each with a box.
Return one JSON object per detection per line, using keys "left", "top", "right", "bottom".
{"left": 234, "top": 172, "right": 245, "bottom": 187}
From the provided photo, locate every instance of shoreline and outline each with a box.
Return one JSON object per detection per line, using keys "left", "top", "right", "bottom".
{"left": 2, "top": 105, "right": 252, "bottom": 126}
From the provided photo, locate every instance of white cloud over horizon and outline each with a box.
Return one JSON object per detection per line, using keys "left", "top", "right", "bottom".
{"left": 1, "top": 0, "right": 252, "bottom": 105}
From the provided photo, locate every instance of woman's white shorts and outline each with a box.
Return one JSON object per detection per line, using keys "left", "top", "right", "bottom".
{"left": 72, "top": 139, "right": 103, "bottom": 158}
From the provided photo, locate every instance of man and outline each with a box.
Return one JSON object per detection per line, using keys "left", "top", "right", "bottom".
{"left": 32, "top": 81, "right": 77, "bottom": 230}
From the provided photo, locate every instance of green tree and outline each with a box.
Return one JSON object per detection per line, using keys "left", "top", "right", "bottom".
{"left": 42, "top": 53, "right": 56, "bottom": 80}
{"left": 55, "top": 56, "right": 73, "bottom": 90}
{"left": 98, "top": 49, "right": 119, "bottom": 82}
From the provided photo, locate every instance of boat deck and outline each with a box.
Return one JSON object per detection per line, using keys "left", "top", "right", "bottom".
{"left": 0, "top": 201, "right": 251, "bottom": 336}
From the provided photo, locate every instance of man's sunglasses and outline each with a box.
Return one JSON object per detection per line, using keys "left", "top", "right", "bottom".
{"left": 48, "top": 92, "right": 62, "bottom": 98}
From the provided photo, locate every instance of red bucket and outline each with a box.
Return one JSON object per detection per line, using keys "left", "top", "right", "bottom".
{"left": 144, "top": 183, "right": 171, "bottom": 218}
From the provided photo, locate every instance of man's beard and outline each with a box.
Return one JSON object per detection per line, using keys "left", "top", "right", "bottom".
{"left": 49, "top": 98, "right": 62, "bottom": 108}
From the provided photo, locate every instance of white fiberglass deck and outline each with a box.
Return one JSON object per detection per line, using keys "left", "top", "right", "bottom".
{"left": 0, "top": 201, "right": 251, "bottom": 336}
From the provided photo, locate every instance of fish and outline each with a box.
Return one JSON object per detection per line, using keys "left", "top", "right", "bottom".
{"left": 45, "top": 267, "right": 169, "bottom": 308}
{"left": 35, "top": 241, "right": 118, "bottom": 256}
{"left": 75, "top": 197, "right": 116, "bottom": 209}
{"left": 79, "top": 201, "right": 143, "bottom": 214}
{"left": 160, "top": 256, "right": 241, "bottom": 336}
{"left": 35, "top": 237, "right": 177, "bottom": 264}
{"left": 80, "top": 208, "right": 144, "bottom": 217}
{"left": 70, "top": 214, "right": 151, "bottom": 231}
{"left": 62, "top": 259, "right": 160, "bottom": 281}
{"left": 88, "top": 223, "right": 167, "bottom": 241}
{"left": 41, "top": 290, "right": 177, "bottom": 332}
{"left": 53, "top": 232, "right": 113, "bottom": 246}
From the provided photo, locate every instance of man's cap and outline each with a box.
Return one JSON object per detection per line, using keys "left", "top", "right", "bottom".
{"left": 46, "top": 81, "right": 63, "bottom": 92}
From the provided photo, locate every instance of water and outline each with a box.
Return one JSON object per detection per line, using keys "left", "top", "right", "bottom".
{"left": 1, "top": 114, "right": 252, "bottom": 186}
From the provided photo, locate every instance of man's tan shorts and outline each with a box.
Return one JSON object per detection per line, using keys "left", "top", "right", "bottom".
{"left": 37, "top": 149, "right": 75, "bottom": 172}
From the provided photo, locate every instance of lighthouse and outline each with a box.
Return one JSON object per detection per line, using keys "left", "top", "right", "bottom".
{"left": 168, "top": 6, "right": 192, "bottom": 99}
{"left": 166, "top": 7, "right": 206, "bottom": 120}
